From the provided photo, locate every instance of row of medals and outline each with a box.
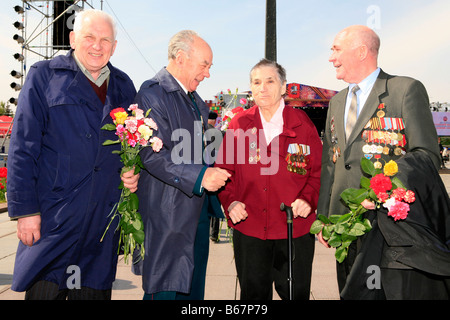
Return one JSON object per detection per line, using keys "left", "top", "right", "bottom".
{"left": 287, "top": 153, "right": 308, "bottom": 175}
{"left": 362, "top": 108, "right": 406, "bottom": 169}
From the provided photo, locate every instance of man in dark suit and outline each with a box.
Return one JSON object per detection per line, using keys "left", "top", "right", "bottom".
{"left": 317, "top": 25, "right": 443, "bottom": 298}
{"left": 132, "top": 30, "right": 229, "bottom": 300}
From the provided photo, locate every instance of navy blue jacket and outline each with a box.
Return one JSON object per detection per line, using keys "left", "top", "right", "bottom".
{"left": 7, "top": 50, "right": 136, "bottom": 291}
{"left": 132, "top": 68, "right": 223, "bottom": 294}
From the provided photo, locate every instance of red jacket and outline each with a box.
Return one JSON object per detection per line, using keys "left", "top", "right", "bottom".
{"left": 216, "top": 105, "right": 322, "bottom": 240}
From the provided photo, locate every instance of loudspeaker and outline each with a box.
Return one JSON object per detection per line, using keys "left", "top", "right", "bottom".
{"left": 52, "top": 1, "right": 75, "bottom": 48}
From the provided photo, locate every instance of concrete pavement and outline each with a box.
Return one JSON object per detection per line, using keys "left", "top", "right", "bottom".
{"left": 1, "top": 170, "right": 449, "bottom": 300}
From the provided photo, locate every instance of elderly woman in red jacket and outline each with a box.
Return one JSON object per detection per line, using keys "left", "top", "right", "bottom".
{"left": 216, "top": 59, "right": 322, "bottom": 300}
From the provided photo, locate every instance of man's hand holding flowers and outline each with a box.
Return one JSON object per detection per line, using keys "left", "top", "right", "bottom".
{"left": 121, "top": 168, "right": 139, "bottom": 193}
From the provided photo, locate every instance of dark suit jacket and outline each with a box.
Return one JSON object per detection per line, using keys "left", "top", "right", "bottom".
{"left": 318, "top": 69, "right": 440, "bottom": 217}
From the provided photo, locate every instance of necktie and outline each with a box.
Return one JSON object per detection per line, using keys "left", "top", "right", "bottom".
{"left": 345, "top": 85, "right": 360, "bottom": 140}
{"left": 188, "top": 92, "right": 207, "bottom": 156}
{"left": 188, "top": 92, "right": 204, "bottom": 128}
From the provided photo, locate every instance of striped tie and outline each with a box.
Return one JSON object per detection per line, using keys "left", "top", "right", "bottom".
{"left": 345, "top": 85, "right": 360, "bottom": 140}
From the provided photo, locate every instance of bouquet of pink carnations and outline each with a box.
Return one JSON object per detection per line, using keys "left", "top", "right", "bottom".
{"left": 100, "top": 104, "right": 162, "bottom": 263}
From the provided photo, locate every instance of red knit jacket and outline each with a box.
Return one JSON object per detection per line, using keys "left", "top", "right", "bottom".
{"left": 215, "top": 105, "right": 322, "bottom": 240}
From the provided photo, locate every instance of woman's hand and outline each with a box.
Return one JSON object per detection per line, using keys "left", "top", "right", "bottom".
{"left": 291, "top": 199, "right": 312, "bottom": 218}
{"left": 228, "top": 201, "right": 248, "bottom": 224}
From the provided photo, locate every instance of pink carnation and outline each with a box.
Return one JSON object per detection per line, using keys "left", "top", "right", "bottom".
{"left": 125, "top": 118, "right": 138, "bottom": 133}
{"left": 145, "top": 118, "right": 158, "bottom": 130}
{"left": 116, "top": 124, "right": 126, "bottom": 140}
{"left": 387, "top": 201, "right": 410, "bottom": 221}
{"left": 150, "top": 137, "right": 163, "bottom": 152}
{"left": 404, "top": 190, "right": 415, "bottom": 203}
{"left": 392, "top": 188, "right": 406, "bottom": 201}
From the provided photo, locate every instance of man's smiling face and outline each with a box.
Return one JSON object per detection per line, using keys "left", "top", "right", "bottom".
{"left": 70, "top": 15, "right": 117, "bottom": 80}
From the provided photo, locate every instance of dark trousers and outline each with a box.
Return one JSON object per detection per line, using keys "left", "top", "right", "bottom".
{"left": 25, "top": 280, "right": 111, "bottom": 300}
{"left": 233, "top": 230, "right": 315, "bottom": 300}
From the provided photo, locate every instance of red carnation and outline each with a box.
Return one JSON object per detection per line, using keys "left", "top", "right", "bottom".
{"left": 370, "top": 173, "right": 392, "bottom": 195}
{"left": 376, "top": 192, "right": 390, "bottom": 203}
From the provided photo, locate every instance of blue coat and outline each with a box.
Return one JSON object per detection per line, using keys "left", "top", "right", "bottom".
{"left": 7, "top": 50, "right": 136, "bottom": 291}
{"left": 132, "top": 68, "right": 223, "bottom": 294}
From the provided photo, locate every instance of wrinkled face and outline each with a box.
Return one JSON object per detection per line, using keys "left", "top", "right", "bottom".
{"left": 178, "top": 37, "right": 213, "bottom": 92}
{"left": 70, "top": 16, "right": 117, "bottom": 79}
{"left": 250, "top": 65, "right": 286, "bottom": 109}
{"left": 329, "top": 32, "right": 361, "bottom": 83}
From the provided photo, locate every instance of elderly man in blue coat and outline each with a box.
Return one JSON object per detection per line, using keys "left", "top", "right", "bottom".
{"left": 132, "top": 30, "right": 230, "bottom": 300}
{"left": 7, "top": 9, "right": 137, "bottom": 300}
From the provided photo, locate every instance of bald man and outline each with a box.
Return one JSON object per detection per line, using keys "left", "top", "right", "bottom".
{"left": 317, "top": 25, "right": 444, "bottom": 299}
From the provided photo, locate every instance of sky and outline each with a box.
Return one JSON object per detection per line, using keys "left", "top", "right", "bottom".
{"left": 1, "top": 0, "right": 450, "bottom": 113}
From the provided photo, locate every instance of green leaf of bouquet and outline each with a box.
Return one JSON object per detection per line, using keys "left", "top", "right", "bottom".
{"left": 353, "top": 189, "right": 369, "bottom": 205}
{"left": 341, "top": 188, "right": 367, "bottom": 205}
{"left": 118, "top": 201, "right": 128, "bottom": 213}
{"left": 341, "top": 232, "right": 357, "bottom": 247}
{"left": 317, "top": 214, "right": 330, "bottom": 224}
{"left": 101, "top": 123, "right": 117, "bottom": 131}
{"left": 128, "top": 193, "right": 139, "bottom": 212}
{"left": 360, "top": 176, "right": 371, "bottom": 189}
{"left": 361, "top": 157, "right": 375, "bottom": 176}
{"left": 348, "top": 222, "right": 366, "bottom": 236}
{"left": 120, "top": 220, "right": 132, "bottom": 234}
{"left": 362, "top": 218, "right": 372, "bottom": 232}
{"left": 338, "top": 212, "right": 352, "bottom": 223}
{"left": 391, "top": 176, "right": 407, "bottom": 190}
{"left": 133, "top": 229, "right": 145, "bottom": 244}
{"left": 335, "top": 246, "right": 348, "bottom": 263}
{"left": 132, "top": 219, "right": 142, "bottom": 231}
{"left": 334, "top": 222, "right": 347, "bottom": 234}
{"left": 368, "top": 188, "right": 377, "bottom": 200}
{"left": 310, "top": 220, "right": 324, "bottom": 234}
{"left": 103, "top": 139, "right": 120, "bottom": 146}
{"left": 328, "top": 233, "right": 342, "bottom": 248}
{"left": 329, "top": 215, "right": 342, "bottom": 224}
{"left": 322, "top": 224, "right": 334, "bottom": 240}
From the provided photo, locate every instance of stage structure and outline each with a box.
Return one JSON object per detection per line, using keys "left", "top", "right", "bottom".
{"left": 285, "top": 83, "right": 338, "bottom": 135}
{"left": 10, "top": 0, "right": 97, "bottom": 107}
{"left": 208, "top": 84, "right": 338, "bottom": 136}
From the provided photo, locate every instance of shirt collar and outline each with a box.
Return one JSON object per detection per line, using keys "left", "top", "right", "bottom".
{"left": 259, "top": 99, "right": 285, "bottom": 126}
{"left": 72, "top": 51, "right": 110, "bottom": 87}
{"left": 350, "top": 67, "right": 380, "bottom": 94}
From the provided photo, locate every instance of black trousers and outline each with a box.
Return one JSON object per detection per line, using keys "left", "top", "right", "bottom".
{"left": 233, "top": 230, "right": 315, "bottom": 300}
{"left": 25, "top": 280, "right": 112, "bottom": 300}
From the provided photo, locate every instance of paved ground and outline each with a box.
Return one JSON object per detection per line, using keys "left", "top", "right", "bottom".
{"left": 1, "top": 169, "right": 449, "bottom": 300}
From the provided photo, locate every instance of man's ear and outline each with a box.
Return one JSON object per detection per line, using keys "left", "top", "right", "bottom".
{"left": 359, "top": 45, "right": 369, "bottom": 61}
{"left": 69, "top": 31, "right": 76, "bottom": 49}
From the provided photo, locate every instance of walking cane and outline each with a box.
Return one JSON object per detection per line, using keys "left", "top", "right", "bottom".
{"left": 280, "top": 202, "right": 294, "bottom": 300}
